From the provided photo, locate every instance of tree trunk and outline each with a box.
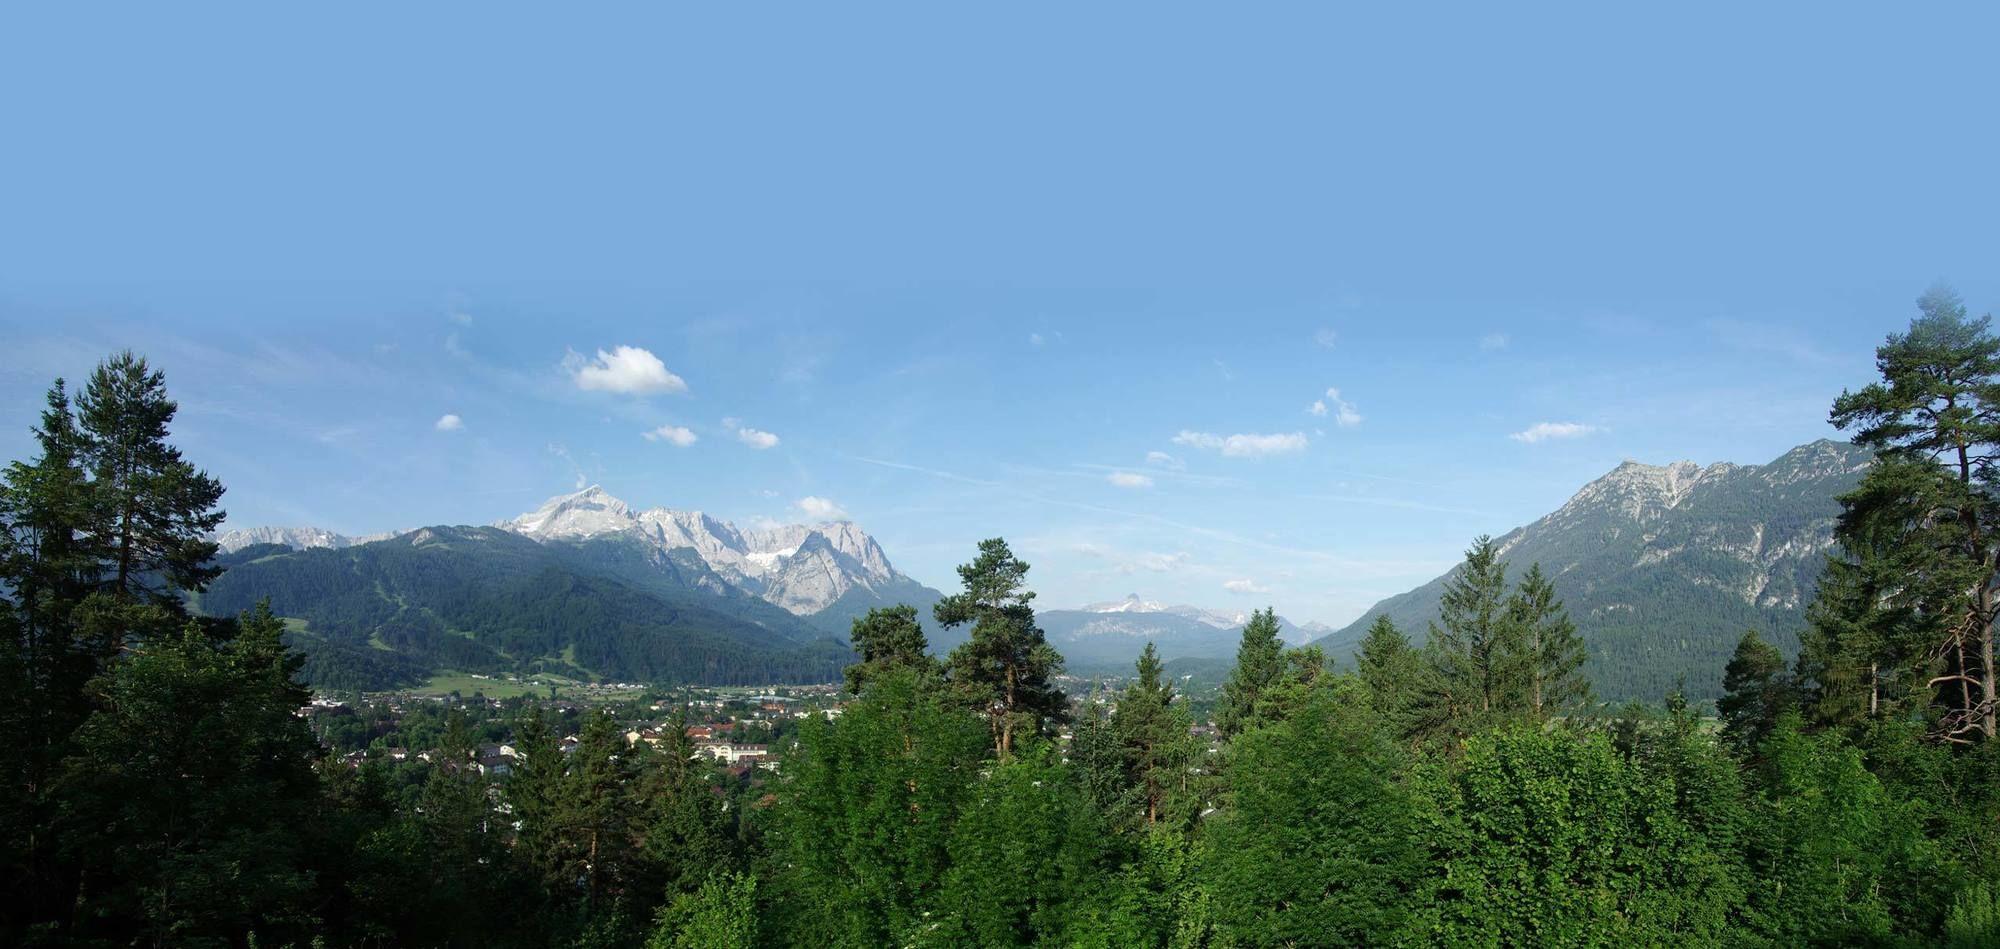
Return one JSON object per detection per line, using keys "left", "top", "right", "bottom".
{"left": 1983, "top": 581, "right": 1998, "bottom": 740}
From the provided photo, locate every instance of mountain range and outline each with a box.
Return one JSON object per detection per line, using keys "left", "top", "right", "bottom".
{"left": 200, "top": 487, "right": 947, "bottom": 690}
{"left": 204, "top": 439, "right": 1870, "bottom": 698}
{"left": 1312, "top": 439, "right": 1872, "bottom": 700}
{"left": 1044, "top": 594, "right": 1319, "bottom": 671}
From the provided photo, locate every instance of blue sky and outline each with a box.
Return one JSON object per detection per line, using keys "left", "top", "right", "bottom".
{"left": 3, "top": 4, "right": 1996, "bottom": 625}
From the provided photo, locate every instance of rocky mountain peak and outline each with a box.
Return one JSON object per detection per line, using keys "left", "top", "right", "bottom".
{"left": 502, "top": 485, "right": 637, "bottom": 539}
{"left": 498, "top": 487, "right": 910, "bottom": 616}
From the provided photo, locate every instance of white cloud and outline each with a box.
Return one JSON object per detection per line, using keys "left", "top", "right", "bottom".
{"left": 1140, "top": 551, "right": 1191, "bottom": 572}
{"left": 435, "top": 414, "right": 463, "bottom": 432}
{"left": 1223, "top": 578, "right": 1269, "bottom": 594}
{"left": 1029, "top": 332, "right": 1046, "bottom": 347}
{"left": 1106, "top": 471, "right": 1154, "bottom": 489}
{"left": 643, "top": 424, "right": 697, "bottom": 447}
{"left": 736, "top": 427, "right": 780, "bottom": 449}
{"left": 1172, "top": 430, "right": 1309, "bottom": 458}
{"left": 1314, "top": 327, "right": 1339, "bottom": 349}
{"left": 450, "top": 310, "right": 474, "bottom": 326}
{"left": 1479, "top": 332, "right": 1509, "bottom": 351}
{"left": 1144, "top": 450, "right": 1185, "bottom": 470}
{"left": 567, "top": 345, "right": 688, "bottom": 395}
{"left": 795, "top": 496, "right": 848, "bottom": 520}
{"left": 1322, "top": 387, "right": 1362, "bottom": 427}
{"left": 1510, "top": 421, "right": 1600, "bottom": 444}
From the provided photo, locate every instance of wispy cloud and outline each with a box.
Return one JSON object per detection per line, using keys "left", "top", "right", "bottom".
{"left": 1105, "top": 471, "right": 1154, "bottom": 489}
{"left": 1308, "top": 387, "right": 1362, "bottom": 427}
{"left": 1705, "top": 319, "right": 1842, "bottom": 366}
{"left": 1172, "top": 430, "right": 1309, "bottom": 458}
{"left": 1145, "top": 451, "right": 1184, "bottom": 471}
{"left": 435, "top": 413, "right": 463, "bottom": 432}
{"left": 1299, "top": 493, "right": 1495, "bottom": 517}
{"left": 1313, "top": 328, "right": 1338, "bottom": 349}
{"left": 1510, "top": 421, "right": 1599, "bottom": 444}
{"left": 1224, "top": 578, "right": 1269, "bottom": 594}
{"left": 1075, "top": 543, "right": 1192, "bottom": 575}
{"left": 847, "top": 456, "right": 1442, "bottom": 576}
{"left": 547, "top": 443, "right": 588, "bottom": 489}
{"left": 1479, "top": 332, "right": 1509, "bottom": 351}
{"left": 723, "top": 418, "right": 780, "bottom": 449}
{"left": 643, "top": 424, "right": 697, "bottom": 447}
{"left": 565, "top": 345, "right": 688, "bottom": 395}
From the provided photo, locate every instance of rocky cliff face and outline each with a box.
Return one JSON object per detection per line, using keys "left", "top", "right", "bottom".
{"left": 497, "top": 485, "right": 913, "bottom": 616}
{"left": 1314, "top": 439, "right": 1875, "bottom": 700}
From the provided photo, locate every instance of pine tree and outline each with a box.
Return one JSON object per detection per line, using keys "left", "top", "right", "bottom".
{"left": 1425, "top": 536, "right": 1517, "bottom": 737}
{"left": 0, "top": 381, "right": 108, "bottom": 934}
{"left": 633, "top": 708, "right": 738, "bottom": 900}
{"left": 75, "top": 351, "right": 226, "bottom": 607}
{"left": 1112, "top": 643, "right": 1193, "bottom": 826}
{"left": 1505, "top": 563, "right": 1590, "bottom": 719}
{"left": 1215, "top": 607, "right": 1284, "bottom": 738}
{"left": 1356, "top": 615, "right": 1427, "bottom": 739}
{"left": 1719, "top": 630, "right": 1790, "bottom": 756}
{"left": 845, "top": 604, "right": 935, "bottom": 694}
{"left": 56, "top": 616, "right": 323, "bottom": 944}
{"left": 1826, "top": 286, "right": 2000, "bottom": 742}
{"left": 935, "top": 538, "right": 1066, "bottom": 758}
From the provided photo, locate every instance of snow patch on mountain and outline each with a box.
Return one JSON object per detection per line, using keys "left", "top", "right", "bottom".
{"left": 497, "top": 485, "right": 909, "bottom": 616}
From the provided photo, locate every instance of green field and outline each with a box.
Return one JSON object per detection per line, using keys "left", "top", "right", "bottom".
{"left": 410, "top": 672, "right": 546, "bottom": 699}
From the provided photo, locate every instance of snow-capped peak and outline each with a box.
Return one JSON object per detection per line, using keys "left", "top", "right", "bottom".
{"left": 1076, "top": 594, "right": 1253, "bottom": 630}
{"left": 1082, "top": 593, "right": 1168, "bottom": 614}
{"left": 501, "top": 484, "right": 637, "bottom": 539}
{"left": 498, "top": 487, "right": 907, "bottom": 616}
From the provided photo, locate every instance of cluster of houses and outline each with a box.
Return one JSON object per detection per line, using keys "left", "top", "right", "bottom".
{"left": 623, "top": 720, "right": 775, "bottom": 769}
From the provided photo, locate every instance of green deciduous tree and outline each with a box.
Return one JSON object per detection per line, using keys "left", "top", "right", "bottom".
{"left": 1422, "top": 725, "right": 1742, "bottom": 945}
{"left": 925, "top": 743, "right": 1109, "bottom": 946}
{"left": 767, "top": 667, "right": 989, "bottom": 947}
{"left": 1204, "top": 679, "right": 1424, "bottom": 945}
{"left": 648, "top": 872, "right": 758, "bottom": 949}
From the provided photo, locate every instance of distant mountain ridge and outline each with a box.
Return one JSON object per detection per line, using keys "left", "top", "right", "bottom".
{"left": 1312, "top": 439, "right": 1874, "bottom": 701}
{"left": 1046, "top": 594, "right": 1315, "bottom": 670}
{"left": 202, "top": 487, "right": 951, "bottom": 690}
{"left": 201, "top": 525, "right": 854, "bottom": 691}
{"left": 493, "top": 486, "right": 948, "bottom": 638}
{"left": 215, "top": 525, "right": 400, "bottom": 554}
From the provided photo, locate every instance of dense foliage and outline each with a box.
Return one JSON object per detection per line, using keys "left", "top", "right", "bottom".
{"left": 5, "top": 319, "right": 1999, "bottom": 947}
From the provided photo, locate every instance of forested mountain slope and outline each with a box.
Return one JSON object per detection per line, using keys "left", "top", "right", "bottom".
{"left": 1314, "top": 439, "right": 1873, "bottom": 700}
{"left": 200, "top": 526, "right": 854, "bottom": 690}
